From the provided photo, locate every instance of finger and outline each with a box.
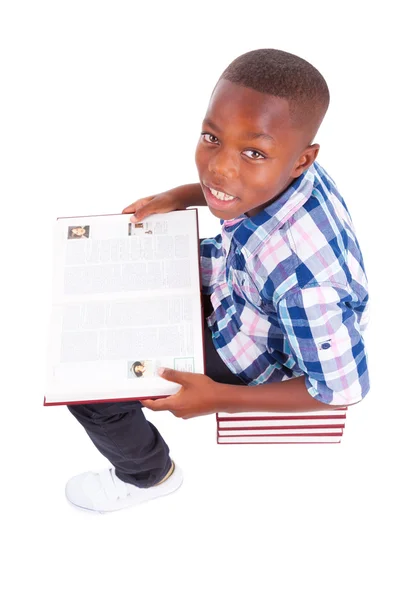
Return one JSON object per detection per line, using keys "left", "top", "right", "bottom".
{"left": 141, "top": 398, "right": 171, "bottom": 412}
{"left": 130, "top": 199, "right": 173, "bottom": 223}
{"left": 158, "top": 367, "right": 190, "bottom": 386}
{"left": 122, "top": 196, "right": 153, "bottom": 215}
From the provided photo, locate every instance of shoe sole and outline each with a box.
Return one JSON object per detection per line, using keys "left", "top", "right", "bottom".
{"left": 66, "top": 469, "right": 184, "bottom": 514}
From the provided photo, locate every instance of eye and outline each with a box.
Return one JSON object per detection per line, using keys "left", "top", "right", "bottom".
{"left": 201, "top": 132, "right": 219, "bottom": 144}
{"left": 243, "top": 149, "right": 267, "bottom": 160}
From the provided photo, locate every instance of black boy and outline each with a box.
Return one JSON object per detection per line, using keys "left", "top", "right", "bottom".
{"left": 66, "top": 49, "right": 369, "bottom": 513}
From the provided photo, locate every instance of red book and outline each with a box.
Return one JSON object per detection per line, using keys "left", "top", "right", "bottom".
{"left": 218, "top": 434, "right": 343, "bottom": 444}
{"left": 44, "top": 210, "right": 205, "bottom": 406}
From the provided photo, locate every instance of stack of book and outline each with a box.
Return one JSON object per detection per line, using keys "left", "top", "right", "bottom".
{"left": 216, "top": 409, "right": 347, "bottom": 444}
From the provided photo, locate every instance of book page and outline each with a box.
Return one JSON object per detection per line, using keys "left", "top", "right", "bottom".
{"left": 52, "top": 211, "right": 199, "bottom": 303}
{"left": 45, "top": 211, "right": 204, "bottom": 404}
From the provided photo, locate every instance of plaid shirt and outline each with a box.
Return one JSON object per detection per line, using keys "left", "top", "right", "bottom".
{"left": 200, "top": 162, "right": 369, "bottom": 406}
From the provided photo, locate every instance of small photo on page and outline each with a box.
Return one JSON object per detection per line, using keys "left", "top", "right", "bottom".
{"left": 127, "top": 360, "right": 153, "bottom": 379}
{"left": 128, "top": 222, "right": 153, "bottom": 236}
{"left": 67, "top": 225, "right": 90, "bottom": 240}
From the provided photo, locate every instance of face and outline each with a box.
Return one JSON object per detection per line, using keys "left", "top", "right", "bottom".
{"left": 72, "top": 227, "right": 86, "bottom": 236}
{"left": 195, "top": 79, "right": 319, "bottom": 219}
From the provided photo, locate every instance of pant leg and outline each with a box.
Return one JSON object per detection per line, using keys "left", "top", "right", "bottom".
{"left": 68, "top": 292, "right": 244, "bottom": 486}
{"left": 68, "top": 401, "right": 172, "bottom": 488}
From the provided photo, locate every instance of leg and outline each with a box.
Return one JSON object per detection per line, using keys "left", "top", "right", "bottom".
{"left": 68, "top": 401, "right": 172, "bottom": 488}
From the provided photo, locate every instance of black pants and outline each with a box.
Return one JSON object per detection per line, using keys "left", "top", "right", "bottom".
{"left": 68, "top": 294, "right": 244, "bottom": 488}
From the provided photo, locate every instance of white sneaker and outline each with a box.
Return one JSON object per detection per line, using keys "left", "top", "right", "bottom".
{"left": 65, "top": 462, "right": 183, "bottom": 513}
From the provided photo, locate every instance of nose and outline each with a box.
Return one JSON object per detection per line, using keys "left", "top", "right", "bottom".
{"left": 208, "top": 147, "right": 239, "bottom": 180}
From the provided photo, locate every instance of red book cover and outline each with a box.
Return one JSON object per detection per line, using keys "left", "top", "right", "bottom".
{"left": 217, "top": 435, "right": 343, "bottom": 444}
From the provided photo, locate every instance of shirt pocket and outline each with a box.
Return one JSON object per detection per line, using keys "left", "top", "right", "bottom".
{"left": 230, "top": 268, "right": 262, "bottom": 308}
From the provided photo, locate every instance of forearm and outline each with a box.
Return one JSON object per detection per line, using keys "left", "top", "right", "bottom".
{"left": 168, "top": 183, "right": 207, "bottom": 208}
{"left": 217, "top": 376, "right": 343, "bottom": 413}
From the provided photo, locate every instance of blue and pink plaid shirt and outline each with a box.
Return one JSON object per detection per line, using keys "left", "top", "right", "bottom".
{"left": 200, "top": 162, "right": 369, "bottom": 406}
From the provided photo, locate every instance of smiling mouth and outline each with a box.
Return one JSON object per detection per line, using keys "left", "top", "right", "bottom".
{"left": 203, "top": 183, "right": 238, "bottom": 202}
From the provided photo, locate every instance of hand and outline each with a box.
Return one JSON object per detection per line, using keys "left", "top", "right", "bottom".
{"left": 122, "top": 190, "right": 182, "bottom": 223}
{"left": 122, "top": 183, "right": 206, "bottom": 222}
{"left": 140, "top": 368, "right": 222, "bottom": 419}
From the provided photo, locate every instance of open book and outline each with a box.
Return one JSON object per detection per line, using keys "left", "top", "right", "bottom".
{"left": 44, "top": 209, "right": 204, "bottom": 405}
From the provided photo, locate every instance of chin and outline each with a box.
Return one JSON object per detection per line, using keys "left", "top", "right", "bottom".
{"left": 208, "top": 207, "right": 237, "bottom": 220}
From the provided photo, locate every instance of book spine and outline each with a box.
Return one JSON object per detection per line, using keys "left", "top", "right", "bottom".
{"left": 217, "top": 435, "right": 342, "bottom": 444}
{"left": 218, "top": 427, "right": 344, "bottom": 436}
{"left": 218, "top": 418, "right": 346, "bottom": 428}
{"left": 217, "top": 409, "right": 347, "bottom": 419}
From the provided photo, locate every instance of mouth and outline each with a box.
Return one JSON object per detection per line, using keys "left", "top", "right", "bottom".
{"left": 202, "top": 182, "right": 239, "bottom": 210}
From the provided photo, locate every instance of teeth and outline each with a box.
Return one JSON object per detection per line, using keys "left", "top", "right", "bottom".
{"left": 209, "top": 187, "right": 235, "bottom": 201}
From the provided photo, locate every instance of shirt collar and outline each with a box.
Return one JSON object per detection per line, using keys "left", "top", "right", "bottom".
{"left": 222, "top": 163, "right": 316, "bottom": 257}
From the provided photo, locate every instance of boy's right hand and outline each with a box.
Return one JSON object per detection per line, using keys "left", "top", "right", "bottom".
{"left": 122, "top": 191, "right": 178, "bottom": 222}
{"left": 122, "top": 183, "right": 205, "bottom": 222}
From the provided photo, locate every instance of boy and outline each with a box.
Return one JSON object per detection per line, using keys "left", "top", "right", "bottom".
{"left": 66, "top": 49, "right": 369, "bottom": 512}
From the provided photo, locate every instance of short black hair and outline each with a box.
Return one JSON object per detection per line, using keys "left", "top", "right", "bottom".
{"left": 220, "top": 49, "right": 330, "bottom": 135}
{"left": 132, "top": 361, "right": 144, "bottom": 377}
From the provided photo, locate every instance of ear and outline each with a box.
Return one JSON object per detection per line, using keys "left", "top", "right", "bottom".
{"left": 291, "top": 143, "right": 320, "bottom": 177}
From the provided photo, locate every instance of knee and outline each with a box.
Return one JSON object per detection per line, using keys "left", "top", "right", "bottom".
{"left": 67, "top": 403, "right": 98, "bottom": 421}
{"left": 67, "top": 402, "right": 142, "bottom": 425}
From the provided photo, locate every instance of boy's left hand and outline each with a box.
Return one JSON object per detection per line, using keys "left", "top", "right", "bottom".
{"left": 140, "top": 368, "right": 221, "bottom": 419}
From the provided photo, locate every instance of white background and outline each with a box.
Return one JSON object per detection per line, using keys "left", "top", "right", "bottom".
{"left": 1, "top": 1, "right": 399, "bottom": 599}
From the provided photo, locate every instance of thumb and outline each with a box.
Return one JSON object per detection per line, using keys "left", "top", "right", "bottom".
{"left": 130, "top": 208, "right": 149, "bottom": 223}
{"left": 122, "top": 196, "right": 153, "bottom": 218}
{"left": 158, "top": 367, "right": 188, "bottom": 385}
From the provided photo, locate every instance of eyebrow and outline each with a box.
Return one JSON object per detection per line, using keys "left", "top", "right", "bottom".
{"left": 203, "top": 118, "right": 275, "bottom": 143}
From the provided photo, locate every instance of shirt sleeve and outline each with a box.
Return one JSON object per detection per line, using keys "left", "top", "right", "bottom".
{"left": 276, "top": 285, "right": 370, "bottom": 406}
